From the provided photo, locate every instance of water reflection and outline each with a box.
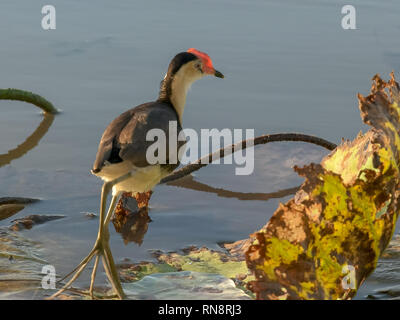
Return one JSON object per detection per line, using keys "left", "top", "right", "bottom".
{"left": 0, "top": 114, "right": 54, "bottom": 168}
{"left": 112, "top": 175, "right": 299, "bottom": 245}
{"left": 111, "top": 195, "right": 152, "bottom": 245}
{"left": 166, "top": 175, "right": 299, "bottom": 201}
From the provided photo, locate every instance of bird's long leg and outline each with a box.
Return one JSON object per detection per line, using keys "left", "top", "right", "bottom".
{"left": 88, "top": 192, "right": 125, "bottom": 299}
{"left": 89, "top": 193, "right": 122, "bottom": 298}
{"left": 50, "top": 171, "right": 135, "bottom": 299}
{"left": 89, "top": 190, "right": 121, "bottom": 299}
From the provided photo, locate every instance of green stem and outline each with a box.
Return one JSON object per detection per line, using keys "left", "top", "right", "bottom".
{"left": 0, "top": 88, "right": 58, "bottom": 114}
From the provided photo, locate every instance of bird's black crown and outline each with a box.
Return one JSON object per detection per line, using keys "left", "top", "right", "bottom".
{"left": 158, "top": 52, "right": 198, "bottom": 102}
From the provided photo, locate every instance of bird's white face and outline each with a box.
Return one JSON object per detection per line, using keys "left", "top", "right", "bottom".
{"left": 169, "top": 59, "right": 206, "bottom": 121}
{"left": 176, "top": 59, "right": 207, "bottom": 84}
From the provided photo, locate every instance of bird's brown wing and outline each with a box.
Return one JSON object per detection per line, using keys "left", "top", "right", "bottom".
{"left": 92, "top": 102, "right": 183, "bottom": 173}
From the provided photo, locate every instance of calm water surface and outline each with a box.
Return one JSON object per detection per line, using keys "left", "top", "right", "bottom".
{"left": 1, "top": 0, "right": 400, "bottom": 299}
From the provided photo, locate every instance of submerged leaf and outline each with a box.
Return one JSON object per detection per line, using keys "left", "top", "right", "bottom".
{"left": 123, "top": 271, "right": 252, "bottom": 300}
{"left": 154, "top": 247, "right": 251, "bottom": 281}
{"left": 10, "top": 214, "right": 64, "bottom": 231}
{"left": 0, "top": 228, "right": 46, "bottom": 298}
{"left": 118, "top": 246, "right": 254, "bottom": 298}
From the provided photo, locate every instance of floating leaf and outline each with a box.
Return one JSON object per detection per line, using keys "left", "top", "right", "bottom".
{"left": 0, "top": 204, "right": 25, "bottom": 221}
{"left": 246, "top": 73, "right": 400, "bottom": 300}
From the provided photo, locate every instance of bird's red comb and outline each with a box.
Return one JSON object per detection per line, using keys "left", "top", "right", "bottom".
{"left": 187, "top": 48, "right": 215, "bottom": 74}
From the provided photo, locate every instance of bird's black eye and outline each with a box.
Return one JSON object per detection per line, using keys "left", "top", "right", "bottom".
{"left": 195, "top": 62, "right": 203, "bottom": 73}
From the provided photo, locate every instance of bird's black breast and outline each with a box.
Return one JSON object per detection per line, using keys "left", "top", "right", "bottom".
{"left": 92, "top": 101, "right": 184, "bottom": 174}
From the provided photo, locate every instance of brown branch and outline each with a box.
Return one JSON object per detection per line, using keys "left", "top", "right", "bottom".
{"left": 161, "top": 133, "right": 337, "bottom": 184}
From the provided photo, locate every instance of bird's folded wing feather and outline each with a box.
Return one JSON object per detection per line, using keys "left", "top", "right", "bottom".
{"left": 92, "top": 103, "right": 184, "bottom": 173}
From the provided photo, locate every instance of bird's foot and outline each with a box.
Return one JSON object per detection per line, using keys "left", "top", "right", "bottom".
{"left": 48, "top": 234, "right": 125, "bottom": 300}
